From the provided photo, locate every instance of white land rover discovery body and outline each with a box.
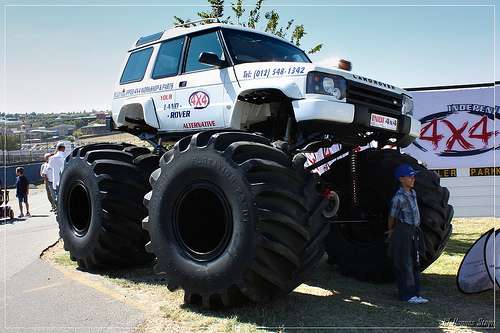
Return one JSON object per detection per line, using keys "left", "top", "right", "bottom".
{"left": 109, "top": 20, "right": 420, "bottom": 150}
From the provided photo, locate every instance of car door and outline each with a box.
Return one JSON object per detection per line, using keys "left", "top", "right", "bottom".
{"left": 150, "top": 37, "right": 183, "bottom": 131}
{"left": 175, "top": 30, "right": 229, "bottom": 131}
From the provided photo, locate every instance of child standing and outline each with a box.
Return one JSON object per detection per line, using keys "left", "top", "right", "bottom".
{"left": 386, "top": 164, "right": 427, "bottom": 304}
{"left": 15, "top": 167, "right": 30, "bottom": 218}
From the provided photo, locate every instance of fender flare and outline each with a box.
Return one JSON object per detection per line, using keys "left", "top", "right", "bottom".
{"left": 237, "top": 77, "right": 303, "bottom": 100}
{"left": 116, "top": 97, "right": 160, "bottom": 129}
{"left": 230, "top": 78, "right": 303, "bottom": 129}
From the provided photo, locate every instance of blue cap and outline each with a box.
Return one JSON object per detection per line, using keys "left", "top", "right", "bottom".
{"left": 395, "top": 164, "right": 420, "bottom": 180}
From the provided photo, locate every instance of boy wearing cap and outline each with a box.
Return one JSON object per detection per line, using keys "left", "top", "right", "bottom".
{"left": 386, "top": 164, "right": 428, "bottom": 304}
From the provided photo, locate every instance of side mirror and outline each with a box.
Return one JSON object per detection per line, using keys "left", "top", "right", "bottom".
{"left": 199, "top": 52, "right": 227, "bottom": 68}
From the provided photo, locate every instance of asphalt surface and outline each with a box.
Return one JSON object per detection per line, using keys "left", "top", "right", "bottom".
{"left": 1, "top": 187, "right": 148, "bottom": 332}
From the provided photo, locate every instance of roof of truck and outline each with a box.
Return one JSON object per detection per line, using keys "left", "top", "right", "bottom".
{"left": 130, "top": 19, "right": 293, "bottom": 51}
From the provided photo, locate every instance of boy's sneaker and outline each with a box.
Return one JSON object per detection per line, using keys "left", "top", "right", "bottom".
{"left": 407, "top": 296, "right": 420, "bottom": 304}
{"left": 26, "top": 213, "right": 31, "bottom": 217}
{"left": 417, "top": 296, "right": 428, "bottom": 303}
{"left": 18, "top": 214, "right": 24, "bottom": 218}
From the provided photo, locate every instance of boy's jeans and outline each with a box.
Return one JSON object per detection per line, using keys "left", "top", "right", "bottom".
{"left": 395, "top": 262, "right": 421, "bottom": 301}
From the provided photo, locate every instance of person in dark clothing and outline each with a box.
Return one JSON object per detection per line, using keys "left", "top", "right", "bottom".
{"left": 386, "top": 164, "right": 428, "bottom": 304}
{"left": 15, "top": 167, "right": 30, "bottom": 218}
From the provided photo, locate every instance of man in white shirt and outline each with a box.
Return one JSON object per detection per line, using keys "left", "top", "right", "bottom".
{"left": 48, "top": 142, "right": 67, "bottom": 200}
{"left": 41, "top": 153, "right": 56, "bottom": 211}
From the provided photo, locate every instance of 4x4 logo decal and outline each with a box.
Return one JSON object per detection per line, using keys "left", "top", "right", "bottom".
{"left": 189, "top": 91, "right": 210, "bottom": 109}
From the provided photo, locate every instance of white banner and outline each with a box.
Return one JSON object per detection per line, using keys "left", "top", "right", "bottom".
{"left": 403, "top": 86, "right": 499, "bottom": 169}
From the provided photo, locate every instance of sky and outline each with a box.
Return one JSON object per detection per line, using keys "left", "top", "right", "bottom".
{"left": 1, "top": 0, "right": 498, "bottom": 114}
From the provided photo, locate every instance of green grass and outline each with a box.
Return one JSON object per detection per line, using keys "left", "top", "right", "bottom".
{"left": 52, "top": 255, "right": 78, "bottom": 267}
{"left": 45, "top": 218, "right": 498, "bottom": 332}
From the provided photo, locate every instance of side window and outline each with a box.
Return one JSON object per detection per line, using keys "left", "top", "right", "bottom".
{"left": 120, "top": 47, "right": 153, "bottom": 84}
{"left": 185, "top": 32, "right": 223, "bottom": 73}
{"left": 152, "top": 38, "right": 183, "bottom": 79}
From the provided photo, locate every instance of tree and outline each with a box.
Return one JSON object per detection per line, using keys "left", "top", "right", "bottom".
{"left": 73, "top": 129, "right": 83, "bottom": 139}
{"left": 73, "top": 118, "right": 89, "bottom": 129}
{"left": 41, "top": 132, "right": 53, "bottom": 141}
{"left": 0, "top": 135, "right": 20, "bottom": 151}
{"left": 174, "top": 0, "right": 322, "bottom": 54}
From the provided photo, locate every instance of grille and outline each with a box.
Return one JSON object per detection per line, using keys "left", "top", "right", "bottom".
{"left": 347, "top": 82, "right": 403, "bottom": 114}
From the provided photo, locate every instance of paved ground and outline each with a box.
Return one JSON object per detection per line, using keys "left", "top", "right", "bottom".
{"left": 1, "top": 187, "right": 148, "bottom": 332}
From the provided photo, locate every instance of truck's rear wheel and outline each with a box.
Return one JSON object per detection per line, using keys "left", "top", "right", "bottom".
{"left": 57, "top": 143, "right": 159, "bottom": 269}
{"left": 322, "top": 148, "right": 453, "bottom": 280}
{"left": 143, "top": 131, "right": 329, "bottom": 308}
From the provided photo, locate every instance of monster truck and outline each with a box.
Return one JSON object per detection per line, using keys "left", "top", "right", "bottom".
{"left": 57, "top": 18, "right": 453, "bottom": 308}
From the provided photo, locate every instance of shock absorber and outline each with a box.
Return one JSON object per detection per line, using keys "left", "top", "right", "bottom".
{"left": 155, "top": 138, "right": 164, "bottom": 157}
{"left": 146, "top": 138, "right": 167, "bottom": 157}
{"left": 349, "top": 149, "right": 359, "bottom": 207}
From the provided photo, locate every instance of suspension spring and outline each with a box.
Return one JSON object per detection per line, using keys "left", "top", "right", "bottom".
{"left": 349, "top": 149, "right": 359, "bottom": 207}
{"left": 155, "top": 145, "right": 163, "bottom": 156}
{"left": 155, "top": 138, "right": 164, "bottom": 157}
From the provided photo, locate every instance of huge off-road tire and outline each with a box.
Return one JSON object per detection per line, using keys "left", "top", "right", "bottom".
{"left": 322, "top": 148, "right": 453, "bottom": 280}
{"left": 57, "top": 143, "right": 159, "bottom": 269}
{"left": 143, "top": 131, "right": 329, "bottom": 308}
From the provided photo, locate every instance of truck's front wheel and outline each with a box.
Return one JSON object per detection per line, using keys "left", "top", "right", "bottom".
{"left": 143, "top": 131, "right": 329, "bottom": 308}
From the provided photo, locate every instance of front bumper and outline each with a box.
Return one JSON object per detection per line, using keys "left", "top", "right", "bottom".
{"left": 292, "top": 97, "right": 420, "bottom": 148}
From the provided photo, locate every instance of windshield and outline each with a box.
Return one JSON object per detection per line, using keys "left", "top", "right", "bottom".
{"left": 222, "top": 28, "right": 310, "bottom": 65}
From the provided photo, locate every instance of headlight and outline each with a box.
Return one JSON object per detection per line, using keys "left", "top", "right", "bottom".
{"left": 307, "top": 73, "right": 346, "bottom": 101}
{"left": 323, "top": 77, "right": 335, "bottom": 94}
{"left": 402, "top": 95, "right": 413, "bottom": 116}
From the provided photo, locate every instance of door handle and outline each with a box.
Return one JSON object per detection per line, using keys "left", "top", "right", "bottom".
{"left": 179, "top": 81, "right": 187, "bottom": 87}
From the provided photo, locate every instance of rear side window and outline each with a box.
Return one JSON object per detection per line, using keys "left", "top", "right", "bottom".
{"left": 120, "top": 47, "right": 153, "bottom": 84}
{"left": 153, "top": 38, "right": 183, "bottom": 79}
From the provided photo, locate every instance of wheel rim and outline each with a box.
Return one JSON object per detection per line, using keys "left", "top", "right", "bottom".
{"left": 67, "top": 180, "right": 92, "bottom": 237}
{"left": 173, "top": 181, "right": 233, "bottom": 262}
